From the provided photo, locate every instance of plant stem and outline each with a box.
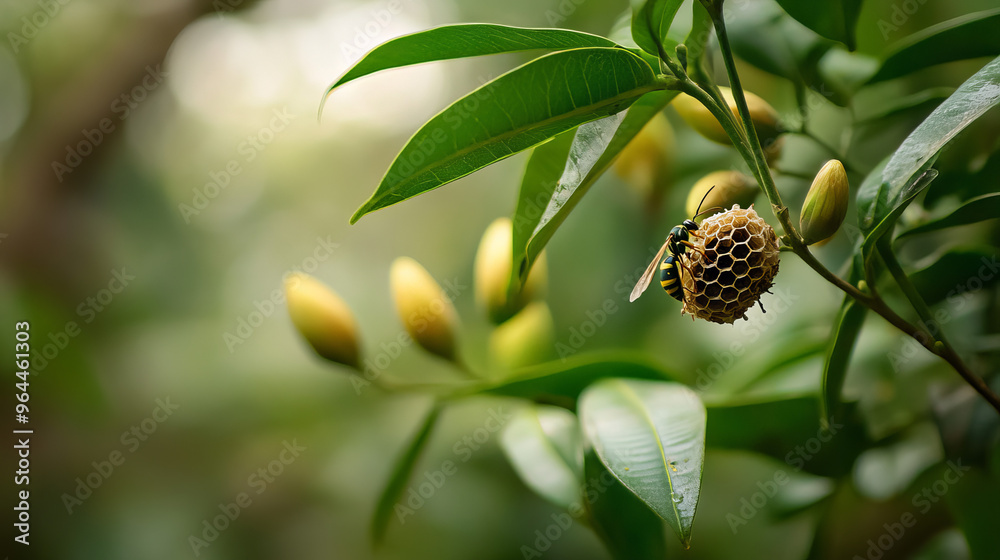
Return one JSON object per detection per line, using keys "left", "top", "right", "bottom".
{"left": 709, "top": 14, "right": 784, "bottom": 208}
{"left": 667, "top": 80, "right": 751, "bottom": 163}
{"left": 877, "top": 240, "right": 1000, "bottom": 412}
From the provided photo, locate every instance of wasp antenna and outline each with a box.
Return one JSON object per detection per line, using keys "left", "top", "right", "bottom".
{"left": 693, "top": 205, "right": 725, "bottom": 219}
{"left": 693, "top": 185, "right": 716, "bottom": 218}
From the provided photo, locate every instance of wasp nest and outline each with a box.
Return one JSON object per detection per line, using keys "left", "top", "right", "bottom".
{"left": 681, "top": 205, "right": 780, "bottom": 324}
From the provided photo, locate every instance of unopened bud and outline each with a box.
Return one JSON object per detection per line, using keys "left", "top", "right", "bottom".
{"left": 284, "top": 273, "right": 361, "bottom": 369}
{"left": 612, "top": 112, "right": 674, "bottom": 197}
{"left": 475, "top": 218, "right": 547, "bottom": 324}
{"left": 799, "top": 159, "right": 849, "bottom": 245}
{"left": 489, "top": 301, "right": 555, "bottom": 370}
{"left": 390, "top": 257, "right": 460, "bottom": 361}
{"left": 685, "top": 170, "right": 758, "bottom": 218}
{"left": 673, "top": 87, "right": 782, "bottom": 149}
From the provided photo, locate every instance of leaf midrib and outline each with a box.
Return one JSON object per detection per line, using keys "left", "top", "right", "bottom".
{"left": 327, "top": 24, "right": 621, "bottom": 95}
{"left": 354, "top": 62, "right": 662, "bottom": 220}
{"left": 614, "top": 379, "right": 685, "bottom": 539}
{"left": 369, "top": 83, "right": 659, "bottom": 207}
{"left": 521, "top": 91, "right": 677, "bottom": 270}
{"left": 528, "top": 411, "right": 580, "bottom": 492}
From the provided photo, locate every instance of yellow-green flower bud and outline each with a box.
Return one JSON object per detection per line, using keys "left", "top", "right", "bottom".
{"left": 284, "top": 273, "right": 361, "bottom": 369}
{"left": 475, "top": 218, "right": 547, "bottom": 324}
{"left": 673, "top": 87, "right": 782, "bottom": 149}
{"left": 489, "top": 301, "right": 555, "bottom": 371}
{"left": 799, "top": 159, "right": 849, "bottom": 245}
{"left": 390, "top": 257, "right": 459, "bottom": 361}
{"left": 685, "top": 170, "right": 758, "bottom": 218}
{"left": 612, "top": 112, "right": 674, "bottom": 197}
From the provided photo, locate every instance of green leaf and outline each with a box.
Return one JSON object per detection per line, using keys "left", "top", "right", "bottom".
{"left": 854, "top": 87, "right": 952, "bottom": 124}
{"left": 869, "top": 9, "right": 1000, "bottom": 83}
{"left": 609, "top": 9, "right": 637, "bottom": 48}
{"left": 478, "top": 351, "right": 674, "bottom": 406}
{"left": 324, "top": 24, "right": 618, "bottom": 97}
{"left": 773, "top": 0, "right": 863, "bottom": 50}
{"left": 350, "top": 47, "right": 662, "bottom": 223}
{"left": 631, "top": 0, "right": 684, "bottom": 58}
{"left": 857, "top": 54, "right": 1000, "bottom": 254}
{"left": 817, "top": 48, "right": 879, "bottom": 100}
{"left": 579, "top": 379, "right": 705, "bottom": 548}
{"left": 820, "top": 291, "right": 868, "bottom": 424}
{"left": 875, "top": 55, "right": 1000, "bottom": 212}
{"left": 500, "top": 405, "right": 583, "bottom": 510}
{"left": 857, "top": 159, "right": 938, "bottom": 261}
{"left": 896, "top": 193, "right": 1000, "bottom": 239}
{"left": 705, "top": 394, "right": 869, "bottom": 478}
{"left": 510, "top": 90, "right": 677, "bottom": 290}
{"left": 684, "top": 0, "right": 714, "bottom": 79}
{"left": 909, "top": 247, "right": 1000, "bottom": 306}
{"left": 727, "top": 3, "right": 841, "bottom": 103}
{"left": 728, "top": 4, "right": 831, "bottom": 79}
{"left": 584, "top": 450, "right": 667, "bottom": 560}
{"left": 371, "top": 404, "right": 441, "bottom": 544}
{"left": 926, "top": 148, "right": 1000, "bottom": 205}
{"left": 945, "top": 467, "right": 1000, "bottom": 560}
{"left": 711, "top": 336, "right": 826, "bottom": 396}
{"left": 510, "top": 114, "right": 624, "bottom": 289}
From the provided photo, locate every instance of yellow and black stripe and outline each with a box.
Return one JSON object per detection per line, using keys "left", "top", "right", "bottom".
{"left": 659, "top": 254, "right": 683, "bottom": 302}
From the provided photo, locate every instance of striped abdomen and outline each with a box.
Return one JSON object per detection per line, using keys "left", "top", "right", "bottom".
{"left": 659, "top": 254, "right": 683, "bottom": 302}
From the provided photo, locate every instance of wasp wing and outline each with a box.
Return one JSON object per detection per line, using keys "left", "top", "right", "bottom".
{"left": 629, "top": 240, "right": 670, "bottom": 302}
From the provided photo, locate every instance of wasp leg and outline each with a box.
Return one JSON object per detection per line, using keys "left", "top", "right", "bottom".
{"left": 758, "top": 299, "right": 767, "bottom": 313}
{"left": 680, "top": 240, "right": 710, "bottom": 261}
{"left": 676, "top": 255, "right": 697, "bottom": 278}
{"left": 675, "top": 257, "right": 701, "bottom": 298}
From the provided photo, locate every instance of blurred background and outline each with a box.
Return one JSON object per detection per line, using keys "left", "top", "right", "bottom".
{"left": 1, "top": 0, "right": 998, "bottom": 558}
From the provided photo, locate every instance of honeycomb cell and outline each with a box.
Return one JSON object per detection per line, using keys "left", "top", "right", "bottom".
{"left": 681, "top": 204, "right": 780, "bottom": 324}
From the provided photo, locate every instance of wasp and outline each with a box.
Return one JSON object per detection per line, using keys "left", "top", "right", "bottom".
{"left": 629, "top": 186, "right": 718, "bottom": 303}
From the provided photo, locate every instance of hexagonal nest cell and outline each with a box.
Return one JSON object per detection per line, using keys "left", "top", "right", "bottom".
{"left": 680, "top": 204, "right": 780, "bottom": 324}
